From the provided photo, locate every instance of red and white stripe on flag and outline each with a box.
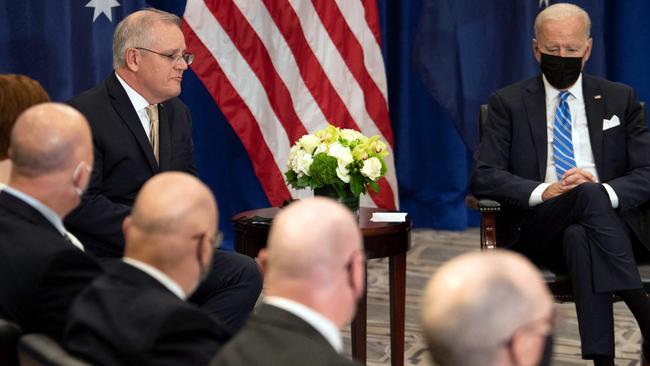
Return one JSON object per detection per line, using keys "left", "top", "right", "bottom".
{"left": 182, "top": 0, "right": 399, "bottom": 210}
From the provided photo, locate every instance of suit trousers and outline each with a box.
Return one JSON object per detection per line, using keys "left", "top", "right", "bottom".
{"left": 513, "top": 183, "right": 642, "bottom": 357}
{"left": 188, "top": 250, "right": 262, "bottom": 333}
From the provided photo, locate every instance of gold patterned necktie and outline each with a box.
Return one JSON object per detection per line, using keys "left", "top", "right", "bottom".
{"left": 145, "top": 104, "right": 159, "bottom": 163}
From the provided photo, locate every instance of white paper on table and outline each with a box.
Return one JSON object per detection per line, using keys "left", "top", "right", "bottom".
{"left": 370, "top": 212, "right": 407, "bottom": 222}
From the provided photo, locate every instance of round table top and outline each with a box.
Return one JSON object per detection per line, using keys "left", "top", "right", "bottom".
{"left": 232, "top": 207, "right": 412, "bottom": 259}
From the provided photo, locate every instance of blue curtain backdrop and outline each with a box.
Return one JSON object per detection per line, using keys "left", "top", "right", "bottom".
{"left": 2, "top": 1, "right": 650, "bottom": 250}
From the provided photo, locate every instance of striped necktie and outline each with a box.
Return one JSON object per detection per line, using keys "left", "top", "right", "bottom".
{"left": 145, "top": 104, "right": 159, "bottom": 163}
{"left": 553, "top": 91, "right": 576, "bottom": 180}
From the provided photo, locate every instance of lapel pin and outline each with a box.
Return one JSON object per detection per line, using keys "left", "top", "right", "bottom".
{"left": 594, "top": 95, "right": 602, "bottom": 99}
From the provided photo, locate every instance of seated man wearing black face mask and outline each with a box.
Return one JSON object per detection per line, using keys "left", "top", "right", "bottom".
{"left": 471, "top": 3, "right": 650, "bottom": 366}
{"left": 64, "top": 172, "right": 230, "bottom": 366}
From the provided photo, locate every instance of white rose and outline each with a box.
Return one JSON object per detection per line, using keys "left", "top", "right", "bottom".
{"left": 287, "top": 145, "right": 300, "bottom": 170}
{"left": 298, "top": 134, "right": 320, "bottom": 154}
{"left": 292, "top": 149, "right": 313, "bottom": 177}
{"left": 360, "top": 157, "right": 382, "bottom": 181}
{"left": 336, "top": 163, "right": 350, "bottom": 183}
{"left": 328, "top": 142, "right": 354, "bottom": 166}
{"left": 340, "top": 128, "right": 364, "bottom": 142}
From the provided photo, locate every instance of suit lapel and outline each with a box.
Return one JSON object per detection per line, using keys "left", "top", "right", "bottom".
{"left": 523, "top": 76, "right": 548, "bottom": 181}
{"left": 106, "top": 74, "right": 159, "bottom": 173}
{"left": 157, "top": 102, "right": 172, "bottom": 171}
{"left": 582, "top": 75, "right": 605, "bottom": 176}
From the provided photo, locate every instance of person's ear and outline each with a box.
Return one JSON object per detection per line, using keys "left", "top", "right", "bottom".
{"left": 125, "top": 48, "right": 140, "bottom": 72}
{"left": 350, "top": 251, "right": 365, "bottom": 300}
{"left": 509, "top": 328, "right": 543, "bottom": 366}
{"left": 582, "top": 37, "right": 593, "bottom": 66}
{"left": 532, "top": 38, "right": 542, "bottom": 64}
{"left": 122, "top": 216, "right": 132, "bottom": 238}
{"left": 257, "top": 248, "right": 269, "bottom": 276}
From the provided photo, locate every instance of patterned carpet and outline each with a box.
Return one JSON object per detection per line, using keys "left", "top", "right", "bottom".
{"left": 341, "top": 228, "right": 645, "bottom": 366}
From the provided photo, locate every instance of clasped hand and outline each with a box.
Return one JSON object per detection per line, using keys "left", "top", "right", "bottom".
{"left": 542, "top": 168, "right": 596, "bottom": 201}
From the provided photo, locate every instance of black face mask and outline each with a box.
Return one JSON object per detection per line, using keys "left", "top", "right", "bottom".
{"left": 537, "top": 333, "right": 554, "bottom": 366}
{"left": 540, "top": 52, "right": 583, "bottom": 90}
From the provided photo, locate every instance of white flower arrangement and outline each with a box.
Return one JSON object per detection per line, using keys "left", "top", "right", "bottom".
{"left": 286, "top": 124, "right": 389, "bottom": 198}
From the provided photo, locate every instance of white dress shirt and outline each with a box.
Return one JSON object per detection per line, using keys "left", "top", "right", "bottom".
{"left": 1, "top": 184, "right": 85, "bottom": 251}
{"left": 122, "top": 257, "right": 187, "bottom": 300}
{"left": 115, "top": 72, "right": 153, "bottom": 141}
{"left": 528, "top": 74, "right": 619, "bottom": 208}
{"left": 264, "top": 296, "right": 343, "bottom": 353}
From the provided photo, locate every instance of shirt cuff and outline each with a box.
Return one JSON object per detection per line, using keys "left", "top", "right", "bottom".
{"left": 529, "top": 183, "right": 551, "bottom": 207}
{"left": 602, "top": 183, "right": 619, "bottom": 209}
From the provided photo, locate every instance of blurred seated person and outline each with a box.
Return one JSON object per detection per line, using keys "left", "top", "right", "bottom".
{"left": 0, "top": 103, "right": 102, "bottom": 341}
{"left": 0, "top": 74, "right": 49, "bottom": 184}
{"left": 212, "top": 198, "right": 364, "bottom": 366}
{"left": 421, "top": 251, "right": 554, "bottom": 366}
{"left": 65, "top": 172, "right": 230, "bottom": 366}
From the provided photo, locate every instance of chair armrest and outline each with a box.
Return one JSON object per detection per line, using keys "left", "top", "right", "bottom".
{"left": 477, "top": 199, "right": 500, "bottom": 250}
{"left": 478, "top": 199, "right": 501, "bottom": 211}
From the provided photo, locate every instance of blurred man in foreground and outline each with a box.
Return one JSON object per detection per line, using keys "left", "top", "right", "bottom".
{"left": 0, "top": 103, "right": 101, "bottom": 341}
{"left": 213, "top": 198, "right": 364, "bottom": 365}
{"left": 422, "top": 251, "right": 554, "bottom": 366}
{"left": 65, "top": 172, "right": 230, "bottom": 366}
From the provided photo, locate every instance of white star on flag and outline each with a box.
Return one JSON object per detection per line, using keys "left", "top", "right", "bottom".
{"left": 539, "top": 0, "right": 550, "bottom": 8}
{"left": 85, "top": 0, "right": 120, "bottom": 22}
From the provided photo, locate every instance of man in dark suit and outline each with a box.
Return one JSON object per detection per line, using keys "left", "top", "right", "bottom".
{"left": 65, "top": 172, "right": 230, "bottom": 366}
{"left": 213, "top": 198, "right": 364, "bottom": 366}
{"left": 64, "top": 8, "right": 261, "bottom": 332}
{"left": 470, "top": 4, "right": 650, "bottom": 365}
{"left": 0, "top": 103, "right": 102, "bottom": 341}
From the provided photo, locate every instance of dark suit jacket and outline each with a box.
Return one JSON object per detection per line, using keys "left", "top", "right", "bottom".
{"left": 65, "top": 73, "right": 196, "bottom": 257}
{"left": 0, "top": 192, "right": 102, "bottom": 342}
{"left": 212, "top": 303, "right": 359, "bottom": 366}
{"left": 64, "top": 261, "right": 230, "bottom": 366}
{"left": 471, "top": 74, "right": 650, "bottom": 249}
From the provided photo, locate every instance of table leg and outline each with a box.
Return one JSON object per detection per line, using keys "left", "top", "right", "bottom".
{"left": 351, "top": 262, "right": 367, "bottom": 364}
{"left": 389, "top": 253, "right": 406, "bottom": 366}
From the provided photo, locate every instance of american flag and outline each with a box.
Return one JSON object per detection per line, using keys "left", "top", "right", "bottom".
{"left": 182, "top": 0, "right": 398, "bottom": 209}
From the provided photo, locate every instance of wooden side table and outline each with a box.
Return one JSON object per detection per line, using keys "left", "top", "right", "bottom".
{"left": 232, "top": 207, "right": 412, "bottom": 366}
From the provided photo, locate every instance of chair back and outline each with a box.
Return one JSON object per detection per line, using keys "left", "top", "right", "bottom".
{"left": 18, "top": 334, "right": 91, "bottom": 366}
{"left": 0, "top": 319, "right": 21, "bottom": 366}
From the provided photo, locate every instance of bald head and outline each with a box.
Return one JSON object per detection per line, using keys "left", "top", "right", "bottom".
{"left": 9, "top": 103, "right": 91, "bottom": 178}
{"left": 422, "top": 251, "right": 553, "bottom": 366}
{"left": 262, "top": 198, "right": 364, "bottom": 328}
{"left": 265, "top": 198, "right": 362, "bottom": 282}
{"left": 124, "top": 172, "right": 218, "bottom": 295}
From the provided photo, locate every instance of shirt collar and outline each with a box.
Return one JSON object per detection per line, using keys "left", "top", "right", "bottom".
{"left": 115, "top": 72, "right": 150, "bottom": 112}
{"left": 122, "top": 257, "right": 187, "bottom": 300}
{"left": 543, "top": 73, "right": 584, "bottom": 104}
{"left": 2, "top": 185, "right": 67, "bottom": 236}
{"left": 263, "top": 296, "right": 343, "bottom": 353}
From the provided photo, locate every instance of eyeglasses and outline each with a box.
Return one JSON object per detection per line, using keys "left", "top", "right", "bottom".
{"left": 135, "top": 47, "right": 194, "bottom": 66}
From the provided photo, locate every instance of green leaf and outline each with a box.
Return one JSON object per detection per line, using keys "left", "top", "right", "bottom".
{"left": 350, "top": 174, "right": 364, "bottom": 197}
{"left": 369, "top": 181, "right": 380, "bottom": 193}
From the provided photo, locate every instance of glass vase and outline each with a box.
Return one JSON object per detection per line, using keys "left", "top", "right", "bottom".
{"left": 313, "top": 185, "right": 360, "bottom": 215}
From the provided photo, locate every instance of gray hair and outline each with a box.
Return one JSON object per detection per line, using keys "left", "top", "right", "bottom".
{"left": 112, "top": 8, "right": 181, "bottom": 68}
{"left": 424, "top": 275, "right": 536, "bottom": 366}
{"left": 534, "top": 3, "right": 591, "bottom": 39}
